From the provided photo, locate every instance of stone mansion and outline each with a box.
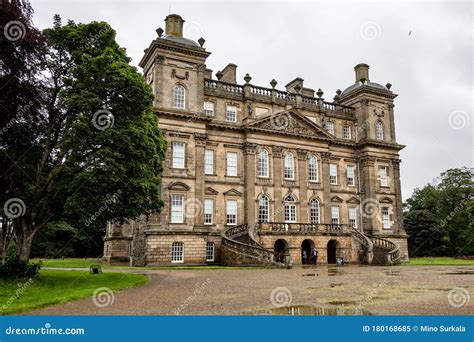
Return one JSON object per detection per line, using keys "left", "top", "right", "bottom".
{"left": 103, "top": 14, "right": 408, "bottom": 266}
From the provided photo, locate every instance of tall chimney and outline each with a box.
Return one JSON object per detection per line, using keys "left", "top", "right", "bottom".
{"left": 165, "top": 14, "right": 184, "bottom": 37}
{"left": 354, "top": 63, "right": 370, "bottom": 83}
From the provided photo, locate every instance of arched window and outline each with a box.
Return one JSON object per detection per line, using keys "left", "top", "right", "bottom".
{"left": 308, "top": 155, "right": 319, "bottom": 182}
{"left": 309, "top": 199, "right": 320, "bottom": 224}
{"left": 284, "top": 153, "right": 295, "bottom": 179}
{"left": 284, "top": 195, "right": 297, "bottom": 223}
{"left": 258, "top": 149, "right": 269, "bottom": 178}
{"left": 258, "top": 194, "right": 270, "bottom": 223}
{"left": 173, "top": 85, "right": 186, "bottom": 109}
{"left": 375, "top": 121, "right": 384, "bottom": 140}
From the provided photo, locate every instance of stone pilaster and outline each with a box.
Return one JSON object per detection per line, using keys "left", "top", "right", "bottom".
{"left": 272, "top": 146, "right": 284, "bottom": 222}
{"left": 388, "top": 103, "right": 396, "bottom": 142}
{"left": 391, "top": 158, "right": 405, "bottom": 235}
{"left": 243, "top": 142, "right": 257, "bottom": 224}
{"left": 194, "top": 133, "right": 207, "bottom": 226}
{"left": 297, "top": 149, "right": 308, "bottom": 223}
{"left": 360, "top": 156, "right": 378, "bottom": 235}
{"left": 321, "top": 152, "right": 332, "bottom": 224}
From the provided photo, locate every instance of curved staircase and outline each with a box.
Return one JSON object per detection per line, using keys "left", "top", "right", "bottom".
{"left": 221, "top": 224, "right": 285, "bottom": 267}
{"left": 369, "top": 235, "right": 401, "bottom": 265}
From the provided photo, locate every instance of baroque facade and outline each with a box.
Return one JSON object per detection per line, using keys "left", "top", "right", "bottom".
{"left": 103, "top": 14, "right": 408, "bottom": 266}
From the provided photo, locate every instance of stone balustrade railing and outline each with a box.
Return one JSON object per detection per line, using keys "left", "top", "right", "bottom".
{"left": 261, "top": 222, "right": 349, "bottom": 235}
{"left": 370, "top": 236, "right": 401, "bottom": 265}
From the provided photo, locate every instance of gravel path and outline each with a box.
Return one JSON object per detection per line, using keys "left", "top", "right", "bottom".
{"left": 27, "top": 265, "right": 474, "bottom": 315}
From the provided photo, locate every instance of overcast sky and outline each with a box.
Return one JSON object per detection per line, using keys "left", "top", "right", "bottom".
{"left": 30, "top": 0, "right": 473, "bottom": 199}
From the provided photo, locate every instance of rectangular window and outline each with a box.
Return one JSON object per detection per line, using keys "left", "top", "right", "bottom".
{"left": 325, "top": 121, "right": 335, "bottom": 135}
{"left": 204, "top": 149, "right": 214, "bottom": 175}
{"left": 331, "top": 205, "right": 340, "bottom": 224}
{"left": 329, "top": 163, "right": 338, "bottom": 185}
{"left": 206, "top": 242, "right": 215, "bottom": 262}
{"left": 204, "top": 199, "right": 213, "bottom": 225}
{"left": 346, "top": 165, "right": 355, "bottom": 186}
{"left": 382, "top": 207, "right": 391, "bottom": 229}
{"left": 226, "top": 152, "right": 238, "bottom": 176}
{"left": 379, "top": 166, "right": 389, "bottom": 187}
{"left": 343, "top": 125, "right": 351, "bottom": 139}
{"left": 170, "top": 195, "right": 184, "bottom": 223}
{"left": 226, "top": 200, "right": 237, "bottom": 225}
{"left": 172, "top": 142, "right": 185, "bottom": 169}
{"left": 349, "top": 207, "right": 357, "bottom": 228}
{"left": 171, "top": 242, "right": 184, "bottom": 263}
{"left": 204, "top": 101, "right": 214, "bottom": 116}
{"left": 226, "top": 105, "right": 237, "bottom": 122}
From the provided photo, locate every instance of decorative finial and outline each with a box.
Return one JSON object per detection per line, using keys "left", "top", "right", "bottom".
{"left": 333, "top": 95, "right": 340, "bottom": 103}
{"left": 198, "top": 37, "right": 205, "bottom": 47}
{"left": 294, "top": 84, "right": 301, "bottom": 93}
{"left": 386, "top": 82, "right": 392, "bottom": 90}
{"left": 244, "top": 73, "right": 252, "bottom": 83}
{"left": 316, "top": 88, "right": 324, "bottom": 98}
{"left": 156, "top": 27, "right": 164, "bottom": 37}
{"left": 216, "top": 71, "right": 223, "bottom": 80}
{"left": 270, "top": 79, "right": 277, "bottom": 88}
{"left": 336, "top": 89, "right": 342, "bottom": 96}
{"left": 360, "top": 78, "right": 367, "bottom": 84}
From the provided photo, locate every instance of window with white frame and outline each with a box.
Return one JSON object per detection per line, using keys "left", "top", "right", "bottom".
{"left": 226, "top": 200, "right": 237, "bottom": 225}
{"left": 284, "top": 153, "right": 295, "bottom": 180}
{"left": 382, "top": 207, "right": 391, "bottom": 229}
{"left": 284, "top": 195, "right": 297, "bottom": 223}
{"left": 206, "top": 241, "right": 215, "bottom": 262}
{"left": 331, "top": 205, "right": 340, "bottom": 224}
{"left": 258, "top": 195, "right": 270, "bottom": 223}
{"left": 204, "top": 149, "right": 214, "bottom": 175}
{"left": 226, "top": 105, "right": 237, "bottom": 122}
{"left": 173, "top": 85, "right": 185, "bottom": 109}
{"left": 375, "top": 121, "right": 384, "bottom": 140}
{"left": 329, "top": 163, "right": 338, "bottom": 185}
{"left": 325, "top": 121, "right": 335, "bottom": 135}
{"left": 204, "top": 199, "right": 214, "bottom": 225}
{"left": 346, "top": 165, "right": 355, "bottom": 186}
{"left": 226, "top": 151, "right": 238, "bottom": 176}
{"left": 349, "top": 207, "right": 357, "bottom": 228}
{"left": 378, "top": 165, "right": 389, "bottom": 187}
{"left": 343, "top": 125, "right": 351, "bottom": 139}
{"left": 308, "top": 155, "right": 319, "bottom": 182}
{"left": 170, "top": 194, "right": 184, "bottom": 223}
{"left": 310, "top": 199, "right": 320, "bottom": 224}
{"left": 172, "top": 142, "right": 185, "bottom": 169}
{"left": 257, "top": 149, "right": 269, "bottom": 178}
{"left": 171, "top": 242, "right": 184, "bottom": 262}
{"left": 204, "top": 101, "right": 214, "bottom": 116}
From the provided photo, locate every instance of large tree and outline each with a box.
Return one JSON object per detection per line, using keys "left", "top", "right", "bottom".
{"left": 1, "top": 4, "right": 166, "bottom": 262}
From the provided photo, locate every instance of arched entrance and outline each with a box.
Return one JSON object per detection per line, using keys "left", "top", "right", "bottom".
{"left": 274, "top": 239, "right": 289, "bottom": 263}
{"left": 301, "top": 239, "right": 315, "bottom": 265}
{"left": 327, "top": 240, "right": 338, "bottom": 264}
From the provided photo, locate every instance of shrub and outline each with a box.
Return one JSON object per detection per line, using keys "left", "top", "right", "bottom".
{"left": 0, "top": 256, "right": 41, "bottom": 279}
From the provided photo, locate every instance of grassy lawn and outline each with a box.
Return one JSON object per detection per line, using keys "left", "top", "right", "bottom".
{"left": 0, "top": 269, "right": 148, "bottom": 315}
{"left": 405, "top": 257, "right": 474, "bottom": 266}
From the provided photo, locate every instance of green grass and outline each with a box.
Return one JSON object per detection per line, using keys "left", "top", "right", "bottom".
{"left": 404, "top": 257, "right": 474, "bottom": 266}
{"left": 0, "top": 269, "right": 148, "bottom": 315}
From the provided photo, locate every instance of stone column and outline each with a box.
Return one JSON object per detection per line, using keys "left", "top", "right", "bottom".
{"left": 153, "top": 55, "right": 165, "bottom": 108}
{"left": 297, "top": 149, "right": 308, "bottom": 223}
{"left": 243, "top": 143, "right": 257, "bottom": 225}
{"left": 272, "top": 146, "right": 284, "bottom": 222}
{"left": 388, "top": 103, "right": 396, "bottom": 142}
{"left": 391, "top": 158, "right": 405, "bottom": 235}
{"left": 360, "top": 156, "right": 377, "bottom": 235}
{"left": 321, "top": 152, "right": 332, "bottom": 224}
{"left": 196, "top": 63, "right": 206, "bottom": 113}
{"left": 193, "top": 133, "right": 208, "bottom": 227}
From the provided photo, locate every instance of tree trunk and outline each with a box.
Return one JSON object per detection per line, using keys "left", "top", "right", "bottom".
{"left": 15, "top": 220, "right": 37, "bottom": 263}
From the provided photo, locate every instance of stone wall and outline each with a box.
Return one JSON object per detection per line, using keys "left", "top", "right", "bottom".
{"left": 102, "top": 237, "right": 132, "bottom": 263}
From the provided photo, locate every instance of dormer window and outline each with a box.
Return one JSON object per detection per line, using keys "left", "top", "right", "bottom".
{"left": 173, "top": 85, "right": 186, "bottom": 109}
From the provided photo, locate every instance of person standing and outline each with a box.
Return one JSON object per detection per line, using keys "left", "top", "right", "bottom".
{"left": 302, "top": 249, "right": 307, "bottom": 265}
{"left": 312, "top": 248, "right": 318, "bottom": 265}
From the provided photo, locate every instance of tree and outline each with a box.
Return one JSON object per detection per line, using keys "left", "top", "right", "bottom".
{"left": 1, "top": 8, "right": 166, "bottom": 262}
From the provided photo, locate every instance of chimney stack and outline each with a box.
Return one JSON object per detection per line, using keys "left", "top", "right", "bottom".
{"left": 165, "top": 14, "right": 184, "bottom": 37}
{"left": 354, "top": 63, "right": 370, "bottom": 83}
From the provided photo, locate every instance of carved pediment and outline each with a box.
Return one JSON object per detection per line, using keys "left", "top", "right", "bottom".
{"left": 379, "top": 197, "right": 393, "bottom": 204}
{"left": 331, "top": 195, "right": 344, "bottom": 203}
{"left": 223, "top": 188, "right": 242, "bottom": 197}
{"left": 347, "top": 197, "right": 360, "bottom": 204}
{"left": 205, "top": 187, "right": 219, "bottom": 195}
{"left": 167, "top": 182, "right": 190, "bottom": 191}
{"left": 244, "top": 110, "right": 332, "bottom": 139}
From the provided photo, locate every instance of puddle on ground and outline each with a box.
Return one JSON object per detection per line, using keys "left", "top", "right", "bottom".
{"left": 443, "top": 271, "right": 474, "bottom": 275}
{"left": 256, "top": 305, "right": 371, "bottom": 316}
{"left": 384, "top": 270, "right": 401, "bottom": 276}
{"left": 326, "top": 300, "right": 359, "bottom": 306}
{"left": 330, "top": 283, "right": 343, "bottom": 288}
{"left": 327, "top": 268, "right": 346, "bottom": 276}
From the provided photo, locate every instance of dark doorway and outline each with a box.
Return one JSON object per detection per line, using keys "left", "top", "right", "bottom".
{"left": 301, "top": 239, "right": 315, "bottom": 265}
{"left": 274, "top": 239, "right": 288, "bottom": 263}
{"left": 327, "top": 240, "right": 338, "bottom": 264}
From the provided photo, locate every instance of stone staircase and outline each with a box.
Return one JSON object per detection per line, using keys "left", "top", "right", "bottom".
{"left": 351, "top": 227, "right": 401, "bottom": 265}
